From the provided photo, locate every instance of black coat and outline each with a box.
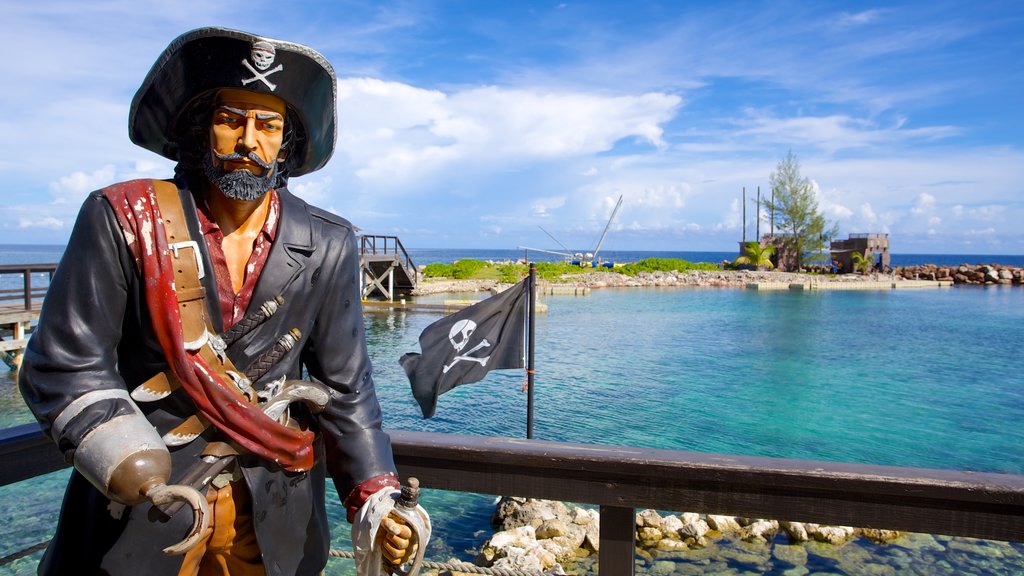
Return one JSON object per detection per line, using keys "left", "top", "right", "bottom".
{"left": 19, "top": 184, "right": 396, "bottom": 575}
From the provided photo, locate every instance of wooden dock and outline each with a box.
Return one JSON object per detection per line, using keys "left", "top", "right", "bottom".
{"left": 359, "top": 235, "right": 418, "bottom": 301}
{"left": 0, "top": 264, "right": 54, "bottom": 369}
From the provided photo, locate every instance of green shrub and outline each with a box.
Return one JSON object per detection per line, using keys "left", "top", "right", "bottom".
{"left": 421, "top": 259, "right": 491, "bottom": 279}
{"left": 422, "top": 262, "right": 455, "bottom": 278}
{"left": 617, "top": 258, "right": 718, "bottom": 276}
{"left": 451, "top": 259, "right": 487, "bottom": 278}
{"left": 423, "top": 257, "right": 720, "bottom": 281}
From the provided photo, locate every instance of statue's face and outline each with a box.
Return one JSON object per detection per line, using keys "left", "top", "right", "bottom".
{"left": 209, "top": 88, "right": 286, "bottom": 177}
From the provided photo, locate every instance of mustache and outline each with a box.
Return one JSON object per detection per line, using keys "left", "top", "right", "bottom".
{"left": 212, "top": 150, "right": 273, "bottom": 170}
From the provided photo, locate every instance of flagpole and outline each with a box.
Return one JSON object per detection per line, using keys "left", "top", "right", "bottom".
{"left": 526, "top": 262, "right": 536, "bottom": 439}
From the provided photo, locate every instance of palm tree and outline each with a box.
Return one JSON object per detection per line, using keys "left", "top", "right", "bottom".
{"left": 850, "top": 250, "right": 873, "bottom": 275}
{"left": 734, "top": 241, "right": 776, "bottom": 270}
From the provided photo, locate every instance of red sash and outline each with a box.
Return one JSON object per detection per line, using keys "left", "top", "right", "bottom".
{"left": 103, "top": 179, "right": 314, "bottom": 473}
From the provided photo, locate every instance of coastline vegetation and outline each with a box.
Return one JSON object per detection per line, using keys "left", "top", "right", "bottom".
{"left": 422, "top": 258, "right": 720, "bottom": 283}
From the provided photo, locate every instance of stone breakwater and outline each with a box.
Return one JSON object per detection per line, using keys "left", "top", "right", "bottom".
{"left": 462, "top": 498, "right": 1020, "bottom": 576}
{"left": 895, "top": 264, "right": 1023, "bottom": 285}
{"left": 473, "top": 498, "right": 901, "bottom": 574}
{"left": 412, "top": 269, "right": 937, "bottom": 295}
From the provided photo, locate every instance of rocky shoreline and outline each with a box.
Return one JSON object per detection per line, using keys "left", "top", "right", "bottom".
{"left": 448, "top": 497, "right": 1019, "bottom": 576}
{"left": 895, "top": 264, "right": 1023, "bottom": 285}
{"left": 411, "top": 264, "right": 1023, "bottom": 295}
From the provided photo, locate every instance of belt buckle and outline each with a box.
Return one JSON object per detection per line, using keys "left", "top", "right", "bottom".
{"left": 169, "top": 240, "right": 206, "bottom": 280}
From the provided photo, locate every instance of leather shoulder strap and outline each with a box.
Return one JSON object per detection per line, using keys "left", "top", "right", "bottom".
{"left": 152, "top": 181, "right": 209, "bottom": 345}
{"left": 150, "top": 182, "right": 251, "bottom": 406}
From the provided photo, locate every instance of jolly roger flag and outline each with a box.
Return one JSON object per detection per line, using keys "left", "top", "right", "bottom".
{"left": 401, "top": 276, "right": 530, "bottom": 418}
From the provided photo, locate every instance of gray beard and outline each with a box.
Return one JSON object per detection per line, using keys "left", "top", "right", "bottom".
{"left": 203, "top": 150, "right": 278, "bottom": 201}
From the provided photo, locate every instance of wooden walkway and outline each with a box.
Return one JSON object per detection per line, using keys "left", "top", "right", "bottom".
{"left": 0, "top": 264, "right": 54, "bottom": 369}
{"left": 359, "top": 235, "right": 418, "bottom": 301}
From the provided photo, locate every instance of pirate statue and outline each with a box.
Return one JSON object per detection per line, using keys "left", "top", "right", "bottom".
{"left": 19, "top": 28, "right": 430, "bottom": 576}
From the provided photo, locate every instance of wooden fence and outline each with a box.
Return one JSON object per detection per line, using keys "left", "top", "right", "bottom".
{"left": 1, "top": 425, "right": 1022, "bottom": 575}
{"left": 0, "top": 264, "right": 55, "bottom": 311}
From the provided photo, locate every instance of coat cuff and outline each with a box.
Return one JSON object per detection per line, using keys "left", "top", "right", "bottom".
{"left": 344, "top": 473, "right": 401, "bottom": 523}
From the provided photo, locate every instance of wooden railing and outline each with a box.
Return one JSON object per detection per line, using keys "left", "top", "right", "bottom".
{"left": 359, "top": 235, "right": 417, "bottom": 276}
{"left": 0, "top": 264, "right": 56, "bottom": 311}
{"left": 1, "top": 424, "right": 1022, "bottom": 574}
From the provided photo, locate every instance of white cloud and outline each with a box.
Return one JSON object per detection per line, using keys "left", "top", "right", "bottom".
{"left": 336, "top": 78, "right": 681, "bottom": 188}
{"left": 291, "top": 176, "right": 334, "bottom": 206}
{"left": 860, "top": 203, "right": 877, "bottom": 223}
{"left": 531, "top": 196, "right": 568, "bottom": 217}
{"left": 911, "top": 192, "right": 937, "bottom": 214}
{"left": 19, "top": 216, "right": 64, "bottom": 230}
{"left": 49, "top": 166, "right": 118, "bottom": 204}
{"left": 837, "top": 9, "right": 885, "bottom": 26}
{"left": 731, "top": 111, "right": 959, "bottom": 154}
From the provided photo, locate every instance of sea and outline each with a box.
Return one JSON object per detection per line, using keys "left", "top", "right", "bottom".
{"left": 1, "top": 244, "right": 1022, "bottom": 575}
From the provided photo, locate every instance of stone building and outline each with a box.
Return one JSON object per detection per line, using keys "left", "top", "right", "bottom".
{"left": 830, "top": 233, "right": 890, "bottom": 273}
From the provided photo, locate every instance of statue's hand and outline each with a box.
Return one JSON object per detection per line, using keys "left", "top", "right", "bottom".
{"left": 377, "top": 513, "right": 417, "bottom": 568}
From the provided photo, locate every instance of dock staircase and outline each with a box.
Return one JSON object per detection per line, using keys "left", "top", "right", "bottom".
{"left": 359, "top": 235, "right": 417, "bottom": 301}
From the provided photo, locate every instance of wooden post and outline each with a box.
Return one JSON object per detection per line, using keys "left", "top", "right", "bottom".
{"left": 599, "top": 505, "right": 636, "bottom": 576}
{"left": 388, "top": 267, "right": 395, "bottom": 302}
{"left": 13, "top": 321, "right": 26, "bottom": 368}
{"left": 742, "top": 187, "right": 746, "bottom": 243}
{"left": 23, "top": 270, "right": 31, "bottom": 310}
{"left": 526, "top": 264, "right": 536, "bottom": 439}
{"left": 756, "top": 186, "right": 761, "bottom": 240}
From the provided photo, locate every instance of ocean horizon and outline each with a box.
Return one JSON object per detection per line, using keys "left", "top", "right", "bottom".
{"left": 2, "top": 243, "right": 1023, "bottom": 269}
{"left": 0, "top": 244, "right": 1022, "bottom": 574}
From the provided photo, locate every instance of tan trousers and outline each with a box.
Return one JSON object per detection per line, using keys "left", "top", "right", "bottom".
{"left": 178, "top": 480, "right": 265, "bottom": 576}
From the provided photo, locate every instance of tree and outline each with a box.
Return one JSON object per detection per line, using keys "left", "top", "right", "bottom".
{"left": 734, "top": 241, "right": 775, "bottom": 270}
{"left": 850, "top": 250, "right": 873, "bottom": 275}
{"left": 763, "top": 150, "right": 838, "bottom": 271}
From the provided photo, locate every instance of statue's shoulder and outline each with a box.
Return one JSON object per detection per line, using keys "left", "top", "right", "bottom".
{"left": 98, "top": 178, "right": 177, "bottom": 203}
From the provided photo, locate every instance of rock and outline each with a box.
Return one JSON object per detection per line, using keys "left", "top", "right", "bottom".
{"left": 481, "top": 525, "right": 537, "bottom": 561}
{"left": 813, "top": 525, "right": 856, "bottom": 545}
{"left": 582, "top": 519, "right": 600, "bottom": 552}
{"left": 636, "top": 509, "right": 665, "bottom": 530}
{"left": 568, "top": 506, "right": 597, "bottom": 526}
{"left": 741, "top": 519, "right": 779, "bottom": 543}
{"left": 637, "top": 526, "right": 664, "bottom": 546}
{"left": 661, "top": 514, "right": 685, "bottom": 537}
{"left": 492, "top": 498, "right": 569, "bottom": 531}
{"left": 492, "top": 547, "right": 544, "bottom": 573}
{"left": 706, "top": 514, "right": 742, "bottom": 533}
{"left": 780, "top": 521, "right": 811, "bottom": 542}
{"left": 538, "top": 537, "right": 579, "bottom": 564}
{"left": 536, "top": 519, "right": 570, "bottom": 539}
{"left": 679, "top": 512, "right": 701, "bottom": 525}
{"left": 561, "top": 524, "right": 587, "bottom": 550}
{"left": 656, "top": 537, "right": 689, "bottom": 551}
{"left": 678, "top": 517, "right": 710, "bottom": 540}
{"left": 859, "top": 528, "right": 902, "bottom": 544}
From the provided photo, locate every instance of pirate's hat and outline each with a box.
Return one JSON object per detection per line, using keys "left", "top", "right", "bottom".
{"left": 129, "top": 27, "right": 336, "bottom": 177}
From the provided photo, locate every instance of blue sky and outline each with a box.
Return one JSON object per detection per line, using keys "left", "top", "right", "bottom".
{"left": 3, "top": 1, "right": 1022, "bottom": 254}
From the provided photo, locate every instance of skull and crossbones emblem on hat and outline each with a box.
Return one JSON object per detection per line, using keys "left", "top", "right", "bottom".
{"left": 242, "top": 41, "right": 283, "bottom": 91}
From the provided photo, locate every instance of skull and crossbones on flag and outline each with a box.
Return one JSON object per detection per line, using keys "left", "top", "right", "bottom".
{"left": 401, "top": 277, "right": 530, "bottom": 418}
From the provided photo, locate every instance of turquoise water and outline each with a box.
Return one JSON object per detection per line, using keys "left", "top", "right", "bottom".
{"left": 2, "top": 284, "right": 1023, "bottom": 573}
{"left": 367, "top": 286, "right": 1024, "bottom": 475}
